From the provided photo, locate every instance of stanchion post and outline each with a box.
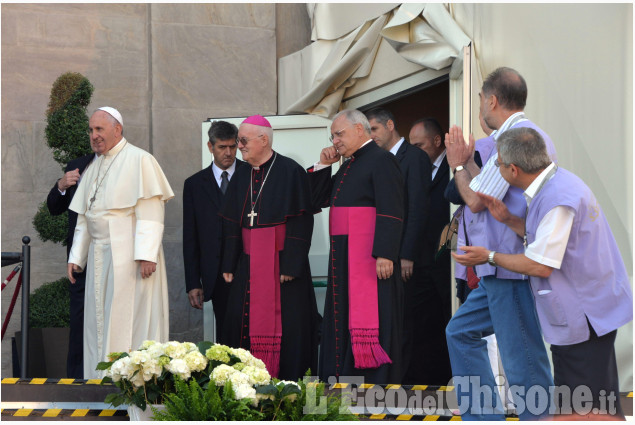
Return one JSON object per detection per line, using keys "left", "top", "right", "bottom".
{"left": 20, "top": 236, "right": 31, "bottom": 379}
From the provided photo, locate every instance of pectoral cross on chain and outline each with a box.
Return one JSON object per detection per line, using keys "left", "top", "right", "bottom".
{"left": 248, "top": 209, "right": 258, "bottom": 226}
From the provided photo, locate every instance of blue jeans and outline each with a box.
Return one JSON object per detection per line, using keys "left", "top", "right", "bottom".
{"left": 446, "top": 276, "right": 553, "bottom": 420}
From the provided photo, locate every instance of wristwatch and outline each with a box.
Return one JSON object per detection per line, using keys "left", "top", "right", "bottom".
{"left": 453, "top": 165, "right": 466, "bottom": 174}
{"left": 488, "top": 250, "right": 497, "bottom": 266}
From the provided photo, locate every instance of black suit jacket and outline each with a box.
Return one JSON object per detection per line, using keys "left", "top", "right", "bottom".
{"left": 183, "top": 160, "right": 245, "bottom": 301}
{"left": 394, "top": 140, "right": 431, "bottom": 263}
{"left": 421, "top": 154, "right": 450, "bottom": 266}
{"left": 46, "top": 153, "right": 96, "bottom": 257}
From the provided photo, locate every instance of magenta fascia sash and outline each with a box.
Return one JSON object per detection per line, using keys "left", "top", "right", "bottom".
{"left": 242, "top": 225, "right": 285, "bottom": 377}
{"left": 330, "top": 206, "right": 391, "bottom": 369}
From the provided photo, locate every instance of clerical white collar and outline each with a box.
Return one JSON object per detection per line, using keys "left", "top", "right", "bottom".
{"left": 212, "top": 160, "right": 237, "bottom": 181}
{"left": 389, "top": 137, "right": 405, "bottom": 156}
{"left": 105, "top": 137, "right": 127, "bottom": 156}
{"left": 523, "top": 162, "right": 557, "bottom": 205}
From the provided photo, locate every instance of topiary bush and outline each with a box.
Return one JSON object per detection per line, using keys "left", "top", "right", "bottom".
{"left": 45, "top": 72, "right": 94, "bottom": 166}
{"left": 29, "top": 277, "right": 71, "bottom": 328}
{"left": 33, "top": 72, "right": 93, "bottom": 246}
{"left": 32, "top": 201, "right": 68, "bottom": 246}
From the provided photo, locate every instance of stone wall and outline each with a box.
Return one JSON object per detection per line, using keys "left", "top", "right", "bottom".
{"left": 1, "top": 3, "right": 310, "bottom": 377}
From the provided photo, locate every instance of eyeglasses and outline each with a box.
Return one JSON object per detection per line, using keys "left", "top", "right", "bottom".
{"left": 237, "top": 134, "right": 263, "bottom": 145}
{"left": 494, "top": 158, "right": 508, "bottom": 168}
{"left": 329, "top": 126, "right": 352, "bottom": 143}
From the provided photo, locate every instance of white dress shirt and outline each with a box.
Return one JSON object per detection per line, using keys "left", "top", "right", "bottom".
{"left": 212, "top": 160, "right": 237, "bottom": 188}
{"left": 523, "top": 163, "right": 575, "bottom": 269}
{"left": 432, "top": 150, "right": 446, "bottom": 180}
{"left": 469, "top": 112, "right": 528, "bottom": 200}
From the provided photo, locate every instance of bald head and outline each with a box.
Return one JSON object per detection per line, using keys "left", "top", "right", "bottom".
{"left": 482, "top": 67, "right": 527, "bottom": 111}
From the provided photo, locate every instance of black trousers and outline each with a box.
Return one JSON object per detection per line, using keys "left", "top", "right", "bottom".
{"left": 402, "top": 261, "right": 452, "bottom": 385}
{"left": 551, "top": 324, "right": 623, "bottom": 419}
{"left": 210, "top": 274, "right": 232, "bottom": 345}
{"left": 67, "top": 270, "right": 85, "bottom": 379}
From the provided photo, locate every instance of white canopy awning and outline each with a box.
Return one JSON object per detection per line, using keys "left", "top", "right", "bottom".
{"left": 278, "top": 3, "right": 473, "bottom": 117}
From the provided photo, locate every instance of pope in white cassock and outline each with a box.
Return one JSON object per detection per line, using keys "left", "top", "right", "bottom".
{"left": 67, "top": 107, "right": 174, "bottom": 378}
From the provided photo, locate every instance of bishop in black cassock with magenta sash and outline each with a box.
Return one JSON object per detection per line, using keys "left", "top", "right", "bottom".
{"left": 309, "top": 110, "right": 405, "bottom": 384}
{"left": 220, "top": 115, "right": 319, "bottom": 381}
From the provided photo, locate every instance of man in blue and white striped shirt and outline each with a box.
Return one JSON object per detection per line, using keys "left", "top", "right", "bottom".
{"left": 444, "top": 67, "right": 558, "bottom": 420}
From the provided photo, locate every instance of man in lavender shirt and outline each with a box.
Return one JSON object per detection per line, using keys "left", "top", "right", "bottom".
{"left": 454, "top": 127, "right": 632, "bottom": 419}
{"left": 444, "top": 68, "right": 554, "bottom": 420}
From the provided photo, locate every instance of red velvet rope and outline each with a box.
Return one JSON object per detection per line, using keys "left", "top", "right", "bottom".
{"left": 1, "top": 271, "right": 23, "bottom": 340}
{"left": 1, "top": 264, "right": 21, "bottom": 291}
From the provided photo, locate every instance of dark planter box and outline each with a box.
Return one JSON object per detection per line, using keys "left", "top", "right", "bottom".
{"left": 13, "top": 327, "right": 69, "bottom": 378}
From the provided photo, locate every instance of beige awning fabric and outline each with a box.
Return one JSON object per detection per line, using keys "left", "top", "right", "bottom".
{"left": 278, "top": 3, "right": 473, "bottom": 118}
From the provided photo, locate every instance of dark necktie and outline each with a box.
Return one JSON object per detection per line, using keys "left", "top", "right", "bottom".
{"left": 220, "top": 171, "right": 229, "bottom": 194}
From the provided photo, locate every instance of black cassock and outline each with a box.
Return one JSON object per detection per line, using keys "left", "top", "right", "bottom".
{"left": 220, "top": 151, "right": 319, "bottom": 381}
{"left": 309, "top": 141, "right": 405, "bottom": 385}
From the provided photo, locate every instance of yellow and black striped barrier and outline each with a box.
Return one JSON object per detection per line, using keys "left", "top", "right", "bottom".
{"left": 1, "top": 377, "right": 111, "bottom": 385}
{"left": 0, "top": 408, "right": 128, "bottom": 418}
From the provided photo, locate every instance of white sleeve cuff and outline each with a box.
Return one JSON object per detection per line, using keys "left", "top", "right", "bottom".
{"left": 313, "top": 162, "right": 330, "bottom": 171}
{"left": 134, "top": 219, "right": 164, "bottom": 262}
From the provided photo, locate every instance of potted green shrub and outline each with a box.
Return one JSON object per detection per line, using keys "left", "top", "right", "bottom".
{"left": 14, "top": 277, "right": 71, "bottom": 377}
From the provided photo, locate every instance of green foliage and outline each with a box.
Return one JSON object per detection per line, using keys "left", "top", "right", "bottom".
{"left": 257, "top": 376, "right": 358, "bottom": 421}
{"left": 29, "top": 277, "right": 70, "bottom": 328}
{"left": 152, "top": 378, "right": 265, "bottom": 421}
{"left": 32, "top": 201, "right": 68, "bottom": 246}
{"left": 44, "top": 72, "right": 93, "bottom": 168}
{"left": 35, "top": 71, "right": 93, "bottom": 248}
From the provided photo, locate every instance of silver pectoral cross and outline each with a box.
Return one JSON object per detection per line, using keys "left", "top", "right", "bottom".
{"left": 248, "top": 209, "right": 258, "bottom": 226}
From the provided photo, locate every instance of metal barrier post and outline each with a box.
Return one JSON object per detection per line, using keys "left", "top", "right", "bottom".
{"left": 20, "top": 236, "right": 30, "bottom": 379}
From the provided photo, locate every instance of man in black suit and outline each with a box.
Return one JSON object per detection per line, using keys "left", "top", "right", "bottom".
{"left": 366, "top": 108, "right": 432, "bottom": 384}
{"left": 405, "top": 117, "right": 452, "bottom": 385}
{"left": 47, "top": 151, "right": 97, "bottom": 378}
{"left": 183, "top": 120, "right": 244, "bottom": 344}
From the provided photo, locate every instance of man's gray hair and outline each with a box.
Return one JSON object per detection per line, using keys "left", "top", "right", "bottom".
{"left": 262, "top": 126, "right": 273, "bottom": 146}
{"left": 333, "top": 109, "right": 371, "bottom": 134}
{"left": 497, "top": 127, "right": 551, "bottom": 174}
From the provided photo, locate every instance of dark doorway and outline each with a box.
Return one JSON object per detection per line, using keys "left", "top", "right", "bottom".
{"left": 359, "top": 75, "right": 449, "bottom": 141}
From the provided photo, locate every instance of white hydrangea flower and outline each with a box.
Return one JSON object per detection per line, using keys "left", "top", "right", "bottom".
{"left": 140, "top": 340, "right": 158, "bottom": 350}
{"left": 166, "top": 358, "right": 191, "bottom": 380}
{"left": 182, "top": 342, "right": 198, "bottom": 353}
{"left": 183, "top": 350, "right": 208, "bottom": 372}
{"left": 228, "top": 370, "right": 250, "bottom": 389}
{"left": 141, "top": 357, "right": 162, "bottom": 381}
{"left": 234, "top": 383, "right": 258, "bottom": 406}
{"left": 129, "top": 350, "right": 151, "bottom": 366}
{"left": 246, "top": 356, "right": 266, "bottom": 370}
{"left": 211, "top": 364, "right": 236, "bottom": 386}
{"left": 109, "top": 356, "right": 136, "bottom": 382}
{"left": 130, "top": 370, "right": 146, "bottom": 388}
{"left": 230, "top": 347, "right": 252, "bottom": 363}
{"left": 206, "top": 344, "right": 231, "bottom": 363}
{"left": 146, "top": 343, "right": 166, "bottom": 359}
{"left": 242, "top": 365, "right": 271, "bottom": 386}
{"left": 164, "top": 341, "right": 187, "bottom": 359}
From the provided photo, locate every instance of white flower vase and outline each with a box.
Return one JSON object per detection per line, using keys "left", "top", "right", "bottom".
{"left": 127, "top": 404, "right": 166, "bottom": 421}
